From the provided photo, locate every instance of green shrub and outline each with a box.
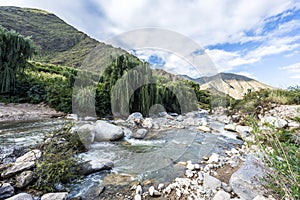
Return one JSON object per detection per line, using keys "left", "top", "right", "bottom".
{"left": 33, "top": 124, "right": 85, "bottom": 192}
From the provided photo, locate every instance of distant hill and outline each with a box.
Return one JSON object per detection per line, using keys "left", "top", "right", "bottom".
{"left": 193, "top": 73, "right": 273, "bottom": 99}
{"left": 0, "top": 6, "right": 121, "bottom": 67}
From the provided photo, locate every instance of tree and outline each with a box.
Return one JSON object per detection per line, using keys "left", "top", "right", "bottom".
{"left": 0, "top": 27, "right": 36, "bottom": 93}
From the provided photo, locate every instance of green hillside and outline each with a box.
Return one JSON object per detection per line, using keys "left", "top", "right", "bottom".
{"left": 0, "top": 6, "right": 116, "bottom": 67}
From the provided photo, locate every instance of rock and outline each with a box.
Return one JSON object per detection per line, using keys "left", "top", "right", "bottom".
{"left": 66, "top": 114, "right": 78, "bottom": 120}
{"left": 79, "top": 160, "right": 113, "bottom": 175}
{"left": 221, "top": 182, "right": 232, "bottom": 193}
{"left": 75, "top": 124, "right": 95, "bottom": 149}
{"left": 148, "top": 186, "right": 160, "bottom": 196}
{"left": 41, "top": 192, "right": 68, "bottom": 200}
{"left": 1, "top": 161, "right": 35, "bottom": 178}
{"left": 185, "top": 170, "right": 194, "bottom": 178}
{"left": 127, "top": 112, "right": 144, "bottom": 125}
{"left": 5, "top": 193, "right": 33, "bottom": 200}
{"left": 197, "top": 125, "right": 211, "bottom": 132}
{"left": 236, "top": 125, "right": 252, "bottom": 138}
{"left": 207, "top": 153, "right": 219, "bottom": 163}
{"left": 229, "top": 155, "right": 267, "bottom": 200}
{"left": 142, "top": 118, "right": 153, "bottom": 129}
{"left": 0, "top": 183, "right": 14, "bottom": 199}
{"left": 157, "top": 183, "right": 164, "bottom": 191}
{"left": 203, "top": 173, "right": 221, "bottom": 190}
{"left": 224, "top": 124, "right": 237, "bottom": 132}
{"left": 134, "top": 194, "right": 141, "bottom": 200}
{"left": 216, "top": 115, "right": 231, "bottom": 124}
{"left": 83, "top": 116, "right": 97, "bottom": 121}
{"left": 94, "top": 120, "right": 124, "bottom": 141}
{"left": 260, "top": 116, "right": 287, "bottom": 129}
{"left": 212, "top": 190, "right": 231, "bottom": 200}
{"left": 15, "top": 170, "right": 34, "bottom": 188}
{"left": 176, "top": 115, "right": 184, "bottom": 122}
{"left": 136, "top": 185, "right": 142, "bottom": 195}
{"left": 122, "top": 127, "right": 133, "bottom": 138}
{"left": 84, "top": 185, "right": 105, "bottom": 199}
{"left": 131, "top": 129, "right": 148, "bottom": 139}
{"left": 253, "top": 195, "right": 267, "bottom": 200}
{"left": 16, "top": 149, "right": 41, "bottom": 163}
{"left": 148, "top": 186, "right": 155, "bottom": 196}
{"left": 288, "top": 121, "right": 300, "bottom": 128}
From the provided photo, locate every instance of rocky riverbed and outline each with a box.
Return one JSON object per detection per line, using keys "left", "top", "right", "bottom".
{"left": 0, "top": 103, "right": 64, "bottom": 122}
{"left": 0, "top": 104, "right": 299, "bottom": 200}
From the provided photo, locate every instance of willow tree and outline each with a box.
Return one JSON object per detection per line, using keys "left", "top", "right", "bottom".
{"left": 0, "top": 27, "right": 36, "bottom": 93}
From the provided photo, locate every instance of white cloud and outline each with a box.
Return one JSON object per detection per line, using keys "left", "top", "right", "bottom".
{"left": 279, "top": 62, "right": 300, "bottom": 79}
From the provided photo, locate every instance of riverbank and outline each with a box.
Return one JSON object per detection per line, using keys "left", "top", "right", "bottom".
{"left": 0, "top": 105, "right": 299, "bottom": 200}
{"left": 0, "top": 103, "right": 65, "bottom": 122}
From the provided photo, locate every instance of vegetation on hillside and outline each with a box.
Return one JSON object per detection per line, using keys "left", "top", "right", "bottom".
{"left": 0, "top": 6, "right": 102, "bottom": 67}
{"left": 232, "top": 88, "right": 300, "bottom": 199}
{"left": 0, "top": 26, "right": 36, "bottom": 93}
{"left": 231, "top": 88, "right": 300, "bottom": 115}
{"left": 246, "top": 117, "right": 300, "bottom": 199}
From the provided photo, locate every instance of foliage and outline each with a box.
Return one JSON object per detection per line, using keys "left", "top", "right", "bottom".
{"left": 246, "top": 116, "right": 300, "bottom": 199}
{"left": 0, "top": 26, "right": 36, "bottom": 93}
{"left": 33, "top": 123, "right": 85, "bottom": 192}
{"left": 231, "top": 88, "right": 300, "bottom": 115}
{"left": 0, "top": 6, "right": 100, "bottom": 67}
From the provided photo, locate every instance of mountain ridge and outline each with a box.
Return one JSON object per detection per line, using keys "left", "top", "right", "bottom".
{"left": 0, "top": 6, "right": 122, "bottom": 67}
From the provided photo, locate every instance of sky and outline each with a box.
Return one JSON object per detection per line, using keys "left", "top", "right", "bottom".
{"left": 1, "top": 0, "right": 300, "bottom": 88}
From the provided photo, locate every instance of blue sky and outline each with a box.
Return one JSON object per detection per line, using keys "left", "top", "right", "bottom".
{"left": 1, "top": 0, "right": 300, "bottom": 88}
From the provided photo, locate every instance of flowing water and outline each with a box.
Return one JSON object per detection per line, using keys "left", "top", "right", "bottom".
{"left": 0, "top": 119, "right": 242, "bottom": 199}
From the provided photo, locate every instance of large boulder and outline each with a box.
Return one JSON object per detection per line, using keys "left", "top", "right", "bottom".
{"left": 229, "top": 155, "right": 267, "bottom": 199}
{"left": 130, "top": 129, "right": 148, "bottom": 139}
{"left": 0, "top": 183, "right": 14, "bottom": 199}
{"left": 260, "top": 116, "right": 287, "bottom": 129}
{"left": 6, "top": 193, "right": 33, "bottom": 200}
{"left": 94, "top": 120, "right": 124, "bottom": 141}
{"left": 127, "top": 112, "right": 144, "bottom": 125}
{"left": 41, "top": 192, "right": 68, "bottom": 200}
{"left": 1, "top": 149, "right": 41, "bottom": 178}
{"left": 15, "top": 149, "right": 41, "bottom": 163}
{"left": 79, "top": 160, "right": 114, "bottom": 175}
{"left": 1, "top": 161, "right": 35, "bottom": 178}
{"left": 75, "top": 124, "right": 95, "bottom": 149}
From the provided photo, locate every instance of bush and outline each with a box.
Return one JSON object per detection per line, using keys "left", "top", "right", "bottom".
{"left": 33, "top": 124, "right": 85, "bottom": 192}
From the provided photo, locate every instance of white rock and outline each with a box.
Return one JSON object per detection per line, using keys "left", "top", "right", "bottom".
{"left": 231, "top": 148, "right": 239, "bottom": 154}
{"left": 158, "top": 183, "right": 164, "bottom": 191}
{"left": 41, "top": 192, "right": 68, "bottom": 200}
{"left": 16, "top": 150, "right": 41, "bottom": 163}
{"left": 212, "top": 190, "right": 231, "bottom": 200}
{"left": 185, "top": 170, "right": 194, "bottom": 178}
{"left": 94, "top": 120, "right": 124, "bottom": 141}
{"left": 186, "top": 160, "right": 195, "bottom": 170}
{"left": 136, "top": 185, "right": 142, "bottom": 195}
{"left": 149, "top": 186, "right": 155, "bottom": 196}
{"left": 253, "top": 195, "right": 267, "bottom": 200}
{"left": 207, "top": 153, "right": 219, "bottom": 163}
{"left": 134, "top": 194, "right": 141, "bottom": 200}
{"left": 197, "top": 125, "right": 211, "bottom": 132}
{"left": 142, "top": 118, "right": 153, "bottom": 129}
{"left": 5, "top": 193, "right": 33, "bottom": 200}
{"left": 224, "top": 124, "right": 237, "bottom": 132}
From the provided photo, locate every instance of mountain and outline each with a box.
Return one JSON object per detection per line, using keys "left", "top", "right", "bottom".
{"left": 193, "top": 73, "right": 273, "bottom": 99}
{"left": 0, "top": 6, "right": 121, "bottom": 67}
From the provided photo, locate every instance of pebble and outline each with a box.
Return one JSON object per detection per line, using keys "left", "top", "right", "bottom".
{"left": 135, "top": 185, "right": 142, "bottom": 195}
